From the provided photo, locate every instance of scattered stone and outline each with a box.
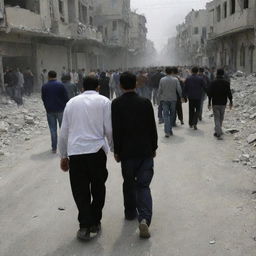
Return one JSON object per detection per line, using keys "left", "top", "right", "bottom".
{"left": 58, "top": 207, "right": 65, "bottom": 211}
{"left": 240, "top": 154, "right": 250, "bottom": 162}
{"left": 24, "top": 116, "right": 35, "bottom": 125}
{"left": 209, "top": 240, "right": 216, "bottom": 245}
{"left": 225, "top": 128, "right": 239, "bottom": 134}
{"left": 232, "top": 159, "right": 240, "bottom": 163}
{"left": 247, "top": 134, "right": 256, "bottom": 144}
{"left": 0, "top": 151, "right": 4, "bottom": 156}
{"left": 0, "top": 121, "right": 9, "bottom": 133}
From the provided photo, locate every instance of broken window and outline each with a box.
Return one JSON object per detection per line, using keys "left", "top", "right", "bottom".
{"left": 58, "top": 0, "right": 65, "bottom": 22}
{"left": 4, "top": 0, "right": 40, "bottom": 14}
{"left": 223, "top": 2, "right": 227, "bottom": 18}
{"left": 89, "top": 16, "right": 93, "bottom": 26}
{"left": 240, "top": 44, "right": 246, "bottom": 67}
{"left": 112, "top": 20, "right": 117, "bottom": 31}
{"left": 193, "top": 27, "right": 199, "bottom": 35}
{"left": 202, "top": 27, "right": 207, "bottom": 39}
{"left": 79, "top": 2, "right": 88, "bottom": 24}
{"left": 244, "top": 0, "right": 249, "bottom": 9}
{"left": 216, "top": 5, "right": 221, "bottom": 22}
{"left": 230, "top": 0, "right": 236, "bottom": 15}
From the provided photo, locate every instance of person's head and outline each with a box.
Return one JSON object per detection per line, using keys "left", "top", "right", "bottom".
{"left": 172, "top": 66, "right": 179, "bottom": 75}
{"left": 62, "top": 74, "right": 71, "bottom": 83}
{"left": 62, "top": 66, "right": 66, "bottom": 70}
{"left": 191, "top": 66, "right": 199, "bottom": 74}
{"left": 199, "top": 67, "right": 204, "bottom": 74}
{"left": 100, "top": 72, "right": 106, "bottom": 79}
{"left": 120, "top": 72, "right": 136, "bottom": 90}
{"left": 43, "top": 69, "right": 47, "bottom": 73}
{"left": 216, "top": 69, "right": 225, "bottom": 77}
{"left": 48, "top": 71, "right": 57, "bottom": 80}
{"left": 165, "top": 67, "right": 173, "bottom": 75}
{"left": 83, "top": 76, "right": 99, "bottom": 91}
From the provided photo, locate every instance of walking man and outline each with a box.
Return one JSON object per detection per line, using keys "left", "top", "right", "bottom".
{"left": 184, "top": 67, "right": 205, "bottom": 130}
{"left": 112, "top": 72, "right": 158, "bottom": 239}
{"left": 41, "top": 71, "right": 69, "bottom": 153}
{"left": 58, "top": 76, "right": 113, "bottom": 240}
{"left": 208, "top": 69, "right": 233, "bottom": 140}
{"left": 158, "top": 67, "right": 182, "bottom": 137}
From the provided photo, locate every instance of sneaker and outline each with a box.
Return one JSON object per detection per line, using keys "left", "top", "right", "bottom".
{"left": 77, "top": 228, "right": 91, "bottom": 241}
{"left": 181, "top": 121, "right": 184, "bottom": 125}
{"left": 139, "top": 219, "right": 150, "bottom": 239}
{"left": 52, "top": 149, "right": 57, "bottom": 154}
{"left": 213, "top": 133, "right": 217, "bottom": 137}
{"left": 194, "top": 125, "right": 198, "bottom": 130}
{"left": 165, "top": 133, "right": 170, "bottom": 138}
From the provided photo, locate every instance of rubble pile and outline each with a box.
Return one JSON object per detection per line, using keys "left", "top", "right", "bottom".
{"left": 224, "top": 73, "right": 256, "bottom": 168}
{"left": 0, "top": 94, "right": 47, "bottom": 158}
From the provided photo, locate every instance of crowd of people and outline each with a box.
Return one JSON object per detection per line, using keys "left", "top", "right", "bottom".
{"left": 39, "top": 64, "right": 233, "bottom": 241}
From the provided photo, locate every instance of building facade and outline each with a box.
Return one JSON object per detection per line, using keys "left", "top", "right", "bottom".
{"left": 206, "top": 0, "right": 256, "bottom": 73}
{"left": 175, "top": 9, "right": 208, "bottom": 66}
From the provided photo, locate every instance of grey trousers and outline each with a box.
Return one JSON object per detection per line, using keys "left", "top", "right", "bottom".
{"left": 213, "top": 105, "right": 226, "bottom": 136}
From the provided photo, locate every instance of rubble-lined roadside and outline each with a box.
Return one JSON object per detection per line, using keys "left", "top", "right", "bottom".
{"left": 223, "top": 74, "right": 256, "bottom": 169}
{"left": 0, "top": 94, "right": 48, "bottom": 163}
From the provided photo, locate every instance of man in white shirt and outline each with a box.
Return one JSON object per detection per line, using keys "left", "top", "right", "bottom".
{"left": 58, "top": 76, "right": 113, "bottom": 241}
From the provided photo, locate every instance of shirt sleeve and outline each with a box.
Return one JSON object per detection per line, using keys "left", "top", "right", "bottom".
{"left": 147, "top": 100, "right": 158, "bottom": 152}
{"left": 104, "top": 100, "right": 114, "bottom": 152}
{"left": 58, "top": 106, "right": 69, "bottom": 158}
{"left": 111, "top": 100, "right": 121, "bottom": 156}
{"left": 227, "top": 82, "right": 233, "bottom": 104}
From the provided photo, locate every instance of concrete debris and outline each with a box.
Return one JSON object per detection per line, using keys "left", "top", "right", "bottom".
{"left": 247, "top": 134, "right": 256, "bottom": 144}
{"left": 0, "top": 95, "right": 46, "bottom": 160}
{"left": 209, "top": 240, "right": 216, "bottom": 245}
{"left": 224, "top": 75, "right": 256, "bottom": 168}
{"left": 58, "top": 207, "right": 65, "bottom": 211}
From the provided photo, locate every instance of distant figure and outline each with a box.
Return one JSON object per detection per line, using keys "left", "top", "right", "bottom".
{"left": 61, "top": 66, "right": 69, "bottom": 80}
{"left": 62, "top": 74, "right": 78, "bottom": 100}
{"left": 112, "top": 72, "right": 158, "bottom": 239}
{"left": 41, "top": 71, "right": 69, "bottom": 153}
{"left": 184, "top": 67, "right": 205, "bottom": 130}
{"left": 4, "top": 68, "right": 17, "bottom": 99}
{"left": 40, "top": 69, "right": 48, "bottom": 87}
{"left": 99, "top": 72, "right": 110, "bottom": 98}
{"left": 208, "top": 69, "right": 233, "bottom": 140}
{"left": 158, "top": 67, "right": 182, "bottom": 137}
{"left": 14, "top": 68, "right": 24, "bottom": 106}
{"left": 23, "top": 68, "right": 34, "bottom": 96}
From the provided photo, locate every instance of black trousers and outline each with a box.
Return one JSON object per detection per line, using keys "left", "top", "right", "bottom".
{"left": 121, "top": 158, "right": 154, "bottom": 226}
{"left": 176, "top": 99, "right": 183, "bottom": 122}
{"left": 188, "top": 99, "right": 201, "bottom": 126}
{"left": 69, "top": 149, "right": 108, "bottom": 229}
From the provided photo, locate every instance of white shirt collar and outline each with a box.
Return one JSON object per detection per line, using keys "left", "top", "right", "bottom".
{"left": 83, "top": 91, "right": 99, "bottom": 95}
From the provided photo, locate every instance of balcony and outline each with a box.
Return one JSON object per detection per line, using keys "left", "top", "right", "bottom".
{"left": 5, "top": 6, "right": 47, "bottom": 34}
{"left": 70, "top": 23, "right": 103, "bottom": 43}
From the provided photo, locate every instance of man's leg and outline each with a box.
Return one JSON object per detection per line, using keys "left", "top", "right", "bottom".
{"left": 158, "top": 102, "right": 164, "bottom": 123}
{"left": 194, "top": 100, "right": 201, "bottom": 126}
{"left": 169, "top": 101, "right": 177, "bottom": 131}
{"left": 213, "top": 106, "right": 222, "bottom": 137}
{"left": 188, "top": 100, "right": 194, "bottom": 127}
{"left": 176, "top": 99, "right": 183, "bottom": 123}
{"left": 90, "top": 149, "right": 108, "bottom": 226}
{"left": 199, "top": 97, "right": 204, "bottom": 121}
{"left": 46, "top": 113, "right": 58, "bottom": 151}
{"left": 121, "top": 160, "right": 137, "bottom": 219}
{"left": 136, "top": 158, "right": 154, "bottom": 226}
{"left": 57, "top": 112, "right": 64, "bottom": 127}
{"left": 69, "top": 155, "right": 93, "bottom": 229}
{"left": 162, "top": 101, "right": 171, "bottom": 135}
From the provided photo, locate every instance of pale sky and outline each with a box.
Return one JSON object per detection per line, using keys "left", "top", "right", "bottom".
{"left": 131, "top": 0, "right": 209, "bottom": 52}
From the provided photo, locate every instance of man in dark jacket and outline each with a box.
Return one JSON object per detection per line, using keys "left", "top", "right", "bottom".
{"left": 208, "top": 69, "right": 233, "bottom": 140}
{"left": 112, "top": 72, "right": 158, "bottom": 239}
{"left": 184, "top": 67, "right": 205, "bottom": 130}
{"left": 41, "top": 71, "right": 69, "bottom": 153}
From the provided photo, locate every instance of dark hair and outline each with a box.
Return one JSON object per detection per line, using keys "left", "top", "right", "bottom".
{"left": 48, "top": 71, "right": 57, "bottom": 78}
{"left": 216, "top": 69, "right": 225, "bottom": 77}
{"left": 120, "top": 72, "right": 136, "bottom": 90}
{"left": 172, "top": 66, "right": 179, "bottom": 74}
{"left": 199, "top": 67, "right": 204, "bottom": 73}
{"left": 191, "top": 67, "right": 199, "bottom": 74}
{"left": 165, "top": 67, "right": 173, "bottom": 75}
{"left": 83, "top": 76, "right": 99, "bottom": 91}
{"left": 62, "top": 74, "right": 71, "bottom": 82}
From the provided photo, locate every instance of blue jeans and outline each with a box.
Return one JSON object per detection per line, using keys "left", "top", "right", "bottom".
{"left": 162, "top": 100, "right": 177, "bottom": 134}
{"left": 46, "top": 112, "right": 63, "bottom": 150}
{"left": 121, "top": 158, "right": 154, "bottom": 226}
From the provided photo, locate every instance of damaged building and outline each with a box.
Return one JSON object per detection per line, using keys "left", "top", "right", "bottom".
{"left": 175, "top": 0, "right": 256, "bottom": 73}
{"left": 206, "top": 0, "right": 256, "bottom": 73}
{"left": 0, "top": 0, "right": 149, "bottom": 90}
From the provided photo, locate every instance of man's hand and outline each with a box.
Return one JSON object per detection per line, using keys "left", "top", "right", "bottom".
{"left": 114, "top": 154, "right": 121, "bottom": 163}
{"left": 208, "top": 105, "right": 212, "bottom": 111}
{"left": 229, "top": 103, "right": 233, "bottom": 110}
{"left": 60, "top": 158, "right": 69, "bottom": 172}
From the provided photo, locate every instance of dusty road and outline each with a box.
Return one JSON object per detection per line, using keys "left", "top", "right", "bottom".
{"left": 0, "top": 107, "right": 256, "bottom": 256}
